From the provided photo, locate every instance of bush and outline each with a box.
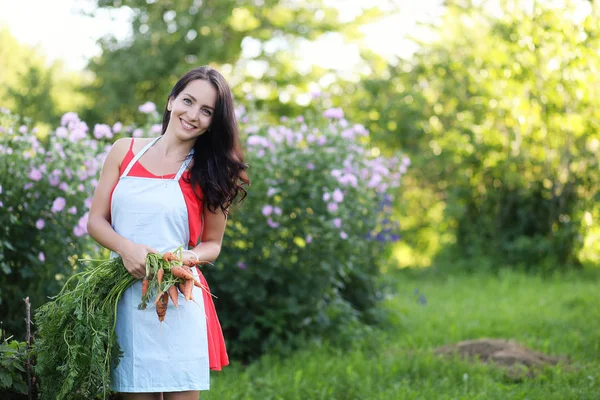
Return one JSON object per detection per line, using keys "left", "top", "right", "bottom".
{"left": 0, "top": 109, "right": 109, "bottom": 336}
{"left": 208, "top": 106, "right": 407, "bottom": 361}
{"left": 0, "top": 329, "right": 29, "bottom": 398}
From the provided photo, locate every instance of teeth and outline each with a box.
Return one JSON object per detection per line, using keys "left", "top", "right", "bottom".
{"left": 181, "top": 119, "right": 195, "bottom": 129}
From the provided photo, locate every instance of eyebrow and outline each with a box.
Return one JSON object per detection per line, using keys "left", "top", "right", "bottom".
{"left": 183, "top": 92, "right": 214, "bottom": 110}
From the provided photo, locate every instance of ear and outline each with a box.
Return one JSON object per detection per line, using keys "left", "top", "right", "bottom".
{"left": 167, "top": 97, "right": 173, "bottom": 111}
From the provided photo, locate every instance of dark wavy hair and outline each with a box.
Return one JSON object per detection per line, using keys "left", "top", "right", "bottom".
{"left": 161, "top": 66, "right": 249, "bottom": 214}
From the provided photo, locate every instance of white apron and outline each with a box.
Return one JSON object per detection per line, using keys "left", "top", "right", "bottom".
{"left": 110, "top": 136, "right": 209, "bottom": 392}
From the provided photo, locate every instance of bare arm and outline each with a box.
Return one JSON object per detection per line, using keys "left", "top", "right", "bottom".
{"left": 87, "top": 138, "right": 157, "bottom": 279}
{"left": 186, "top": 206, "right": 228, "bottom": 263}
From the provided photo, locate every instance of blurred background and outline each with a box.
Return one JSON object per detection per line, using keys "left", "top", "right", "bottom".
{"left": 1, "top": 0, "right": 599, "bottom": 398}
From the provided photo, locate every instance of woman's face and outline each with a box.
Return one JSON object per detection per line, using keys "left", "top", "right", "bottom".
{"left": 167, "top": 79, "right": 218, "bottom": 141}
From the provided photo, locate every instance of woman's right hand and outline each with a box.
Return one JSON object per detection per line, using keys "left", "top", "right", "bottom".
{"left": 117, "top": 241, "right": 158, "bottom": 279}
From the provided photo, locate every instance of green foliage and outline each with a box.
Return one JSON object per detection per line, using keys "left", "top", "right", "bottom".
{"left": 206, "top": 105, "right": 406, "bottom": 361}
{"left": 350, "top": 0, "right": 600, "bottom": 270}
{"left": 0, "top": 110, "right": 102, "bottom": 337}
{"left": 202, "top": 269, "right": 600, "bottom": 399}
{"left": 0, "top": 331, "right": 28, "bottom": 397}
{"left": 33, "top": 258, "right": 135, "bottom": 400}
{"left": 85, "top": 0, "right": 368, "bottom": 126}
{"left": 0, "top": 28, "right": 91, "bottom": 132}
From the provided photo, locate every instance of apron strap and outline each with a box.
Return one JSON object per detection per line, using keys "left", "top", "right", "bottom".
{"left": 174, "top": 148, "right": 194, "bottom": 181}
{"left": 121, "top": 136, "right": 162, "bottom": 178}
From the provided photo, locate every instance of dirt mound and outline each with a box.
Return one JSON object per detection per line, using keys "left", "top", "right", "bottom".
{"left": 434, "top": 338, "right": 568, "bottom": 380}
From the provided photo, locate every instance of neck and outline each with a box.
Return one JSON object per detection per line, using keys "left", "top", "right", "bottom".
{"left": 155, "top": 133, "right": 193, "bottom": 160}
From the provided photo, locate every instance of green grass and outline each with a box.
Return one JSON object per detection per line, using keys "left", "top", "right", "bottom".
{"left": 203, "top": 269, "right": 600, "bottom": 399}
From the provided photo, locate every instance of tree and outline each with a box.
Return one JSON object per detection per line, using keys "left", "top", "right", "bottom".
{"left": 84, "top": 0, "right": 380, "bottom": 125}
{"left": 348, "top": 0, "right": 600, "bottom": 269}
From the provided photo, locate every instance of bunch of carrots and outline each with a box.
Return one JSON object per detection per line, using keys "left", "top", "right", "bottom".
{"left": 33, "top": 248, "right": 214, "bottom": 399}
{"left": 140, "top": 249, "right": 214, "bottom": 322}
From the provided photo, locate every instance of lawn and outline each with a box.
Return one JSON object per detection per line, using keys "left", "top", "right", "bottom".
{"left": 204, "top": 268, "right": 600, "bottom": 399}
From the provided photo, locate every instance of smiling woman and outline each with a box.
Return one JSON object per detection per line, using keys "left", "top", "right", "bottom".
{"left": 86, "top": 66, "right": 249, "bottom": 399}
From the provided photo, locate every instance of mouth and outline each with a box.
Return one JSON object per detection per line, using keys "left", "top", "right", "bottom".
{"left": 179, "top": 118, "right": 197, "bottom": 131}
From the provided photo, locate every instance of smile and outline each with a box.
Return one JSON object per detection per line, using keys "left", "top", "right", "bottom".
{"left": 180, "top": 118, "right": 197, "bottom": 130}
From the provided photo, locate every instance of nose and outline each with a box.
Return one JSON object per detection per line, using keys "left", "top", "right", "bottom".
{"left": 187, "top": 107, "right": 201, "bottom": 121}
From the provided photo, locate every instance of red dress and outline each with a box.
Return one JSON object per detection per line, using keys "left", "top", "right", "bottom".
{"left": 111, "top": 138, "right": 229, "bottom": 371}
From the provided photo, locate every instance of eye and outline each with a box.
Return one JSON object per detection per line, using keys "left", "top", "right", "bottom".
{"left": 202, "top": 108, "right": 212, "bottom": 116}
{"left": 183, "top": 98, "right": 192, "bottom": 105}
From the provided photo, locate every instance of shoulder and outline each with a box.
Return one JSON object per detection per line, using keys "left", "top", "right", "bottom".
{"left": 103, "top": 138, "right": 134, "bottom": 169}
{"left": 131, "top": 137, "right": 155, "bottom": 154}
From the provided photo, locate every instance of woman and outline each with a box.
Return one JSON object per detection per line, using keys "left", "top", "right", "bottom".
{"left": 87, "top": 66, "right": 249, "bottom": 399}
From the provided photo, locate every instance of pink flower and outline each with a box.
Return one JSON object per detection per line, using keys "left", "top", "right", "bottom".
{"left": 332, "top": 188, "right": 344, "bottom": 203}
{"left": 327, "top": 202, "right": 338, "bottom": 213}
{"left": 73, "top": 225, "right": 86, "bottom": 237}
{"left": 77, "top": 184, "right": 84, "bottom": 192}
{"left": 317, "top": 136, "right": 326, "bottom": 146}
{"left": 49, "top": 175, "right": 60, "bottom": 187}
{"left": 29, "top": 168, "right": 43, "bottom": 181}
{"left": 56, "top": 127, "right": 68, "bottom": 138}
{"left": 333, "top": 218, "right": 342, "bottom": 228}
{"left": 306, "top": 235, "right": 313, "bottom": 244}
{"left": 323, "top": 193, "right": 331, "bottom": 202}
{"left": 112, "top": 122, "right": 123, "bottom": 133}
{"left": 340, "top": 231, "right": 348, "bottom": 239}
{"left": 267, "top": 218, "right": 279, "bottom": 228}
{"left": 273, "top": 207, "right": 282, "bottom": 216}
{"left": 0, "top": 201, "right": 3, "bottom": 207}
{"left": 19, "top": 125, "right": 27, "bottom": 134}
{"left": 93, "top": 124, "right": 113, "bottom": 139}
{"left": 51, "top": 197, "right": 66, "bottom": 213}
{"left": 36, "top": 219, "right": 45, "bottom": 230}
{"left": 59, "top": 182, "right": 69, "bottom": 192}
{"left": 151, "top": 124, "right": 162, "bottom": 134}
{"left": 74, "top": 212, "right": 89, "bottom": 237}
{"left": 84, "top": 197, "right": 93, "bottom": 209}
{"left": 38, "top": 252, "right": 45, "bottom": 262}
{"left": 61, "top": 112, "right": 79, "bottom": 127}
{"left": 267, "top": 188, "right": 277, "bottom": 197}
{"left": 307, "top": 162, "right": 315, "bottom": 170}
{"left": 24, "top": 183, "right": 34, "bottom": 190}
{"left": 68, "top": 206, "right": 77, "bottom": 214}
{"left": 133, "top": 129, "right": 144, "bottom": 138}
{"left": 138, "top": 102, "right": 156, "bottom": 114}
{"left": 262, "top": 205, "right": 273, "bottom": 216}
{"left": 341, "top": 129, "right": 355, "bottom": 140}
{"left": 237, "top": 261, "right": 247, "bottom": 270}
{"left": 323, "top": 107, "right": 344, "bottom": 119}
{"left": 296, "top": 116, "right": 304, "bottom": 123}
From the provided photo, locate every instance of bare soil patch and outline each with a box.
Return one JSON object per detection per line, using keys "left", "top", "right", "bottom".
{"left": 434, "top": 338, "right": 569, "bottom": 381}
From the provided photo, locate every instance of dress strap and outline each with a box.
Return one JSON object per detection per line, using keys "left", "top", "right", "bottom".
{"left": 121, "top": 136, "right": 161, "bottom": 178}
{"left": 174, "top": 148, "right": 194, "bottom": 181}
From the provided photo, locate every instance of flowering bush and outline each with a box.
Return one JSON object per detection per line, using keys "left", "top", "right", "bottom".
{"left": 0, "top": 106, "right": 162, "bottom": 337}
{"left": 0, "top": 109, "right": 106, "bottom": 334}
{"left": 0, "top": 101, "right": 408, "bottom": 360}
{"left": 207, "top": 105, "right": 408, "bottom": 360}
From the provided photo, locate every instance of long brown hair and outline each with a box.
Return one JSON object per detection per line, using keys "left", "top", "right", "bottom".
{"left": 161, "top": 66, "right": 249, "bottom": 213}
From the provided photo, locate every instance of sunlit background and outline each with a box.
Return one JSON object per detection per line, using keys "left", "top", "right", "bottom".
{"left": 1, "top": 0, "right": 600, "bottom": 397}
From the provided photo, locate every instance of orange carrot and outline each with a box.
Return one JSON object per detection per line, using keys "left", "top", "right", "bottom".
{"left": 176, "top": 281, "right": 186, "bottom": 296}
{"left": 168, "top": 285, "right": 179, "bottom": 308}
{"left": 155, "top": 292, "right": 169, "bottom": 322}
{"left": 157, "top": 268, "right": 164, "bottom": 286}
{"left": 162, "top": 252, "right": 178, "bottom": 262}
{"left": 184, "top": 279, "right": 194, "bottom": 302}
{"left": 171, "top": 266, "right": 195, "bottom": 280}
{"left": 183, "top": 259, "right": 195, "bottom": 267}
{"left": 141, "top": 278, "right": 149, "bottom": 297}
{"left": 194, "top": 260, "right": 211, "bottom": 266}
